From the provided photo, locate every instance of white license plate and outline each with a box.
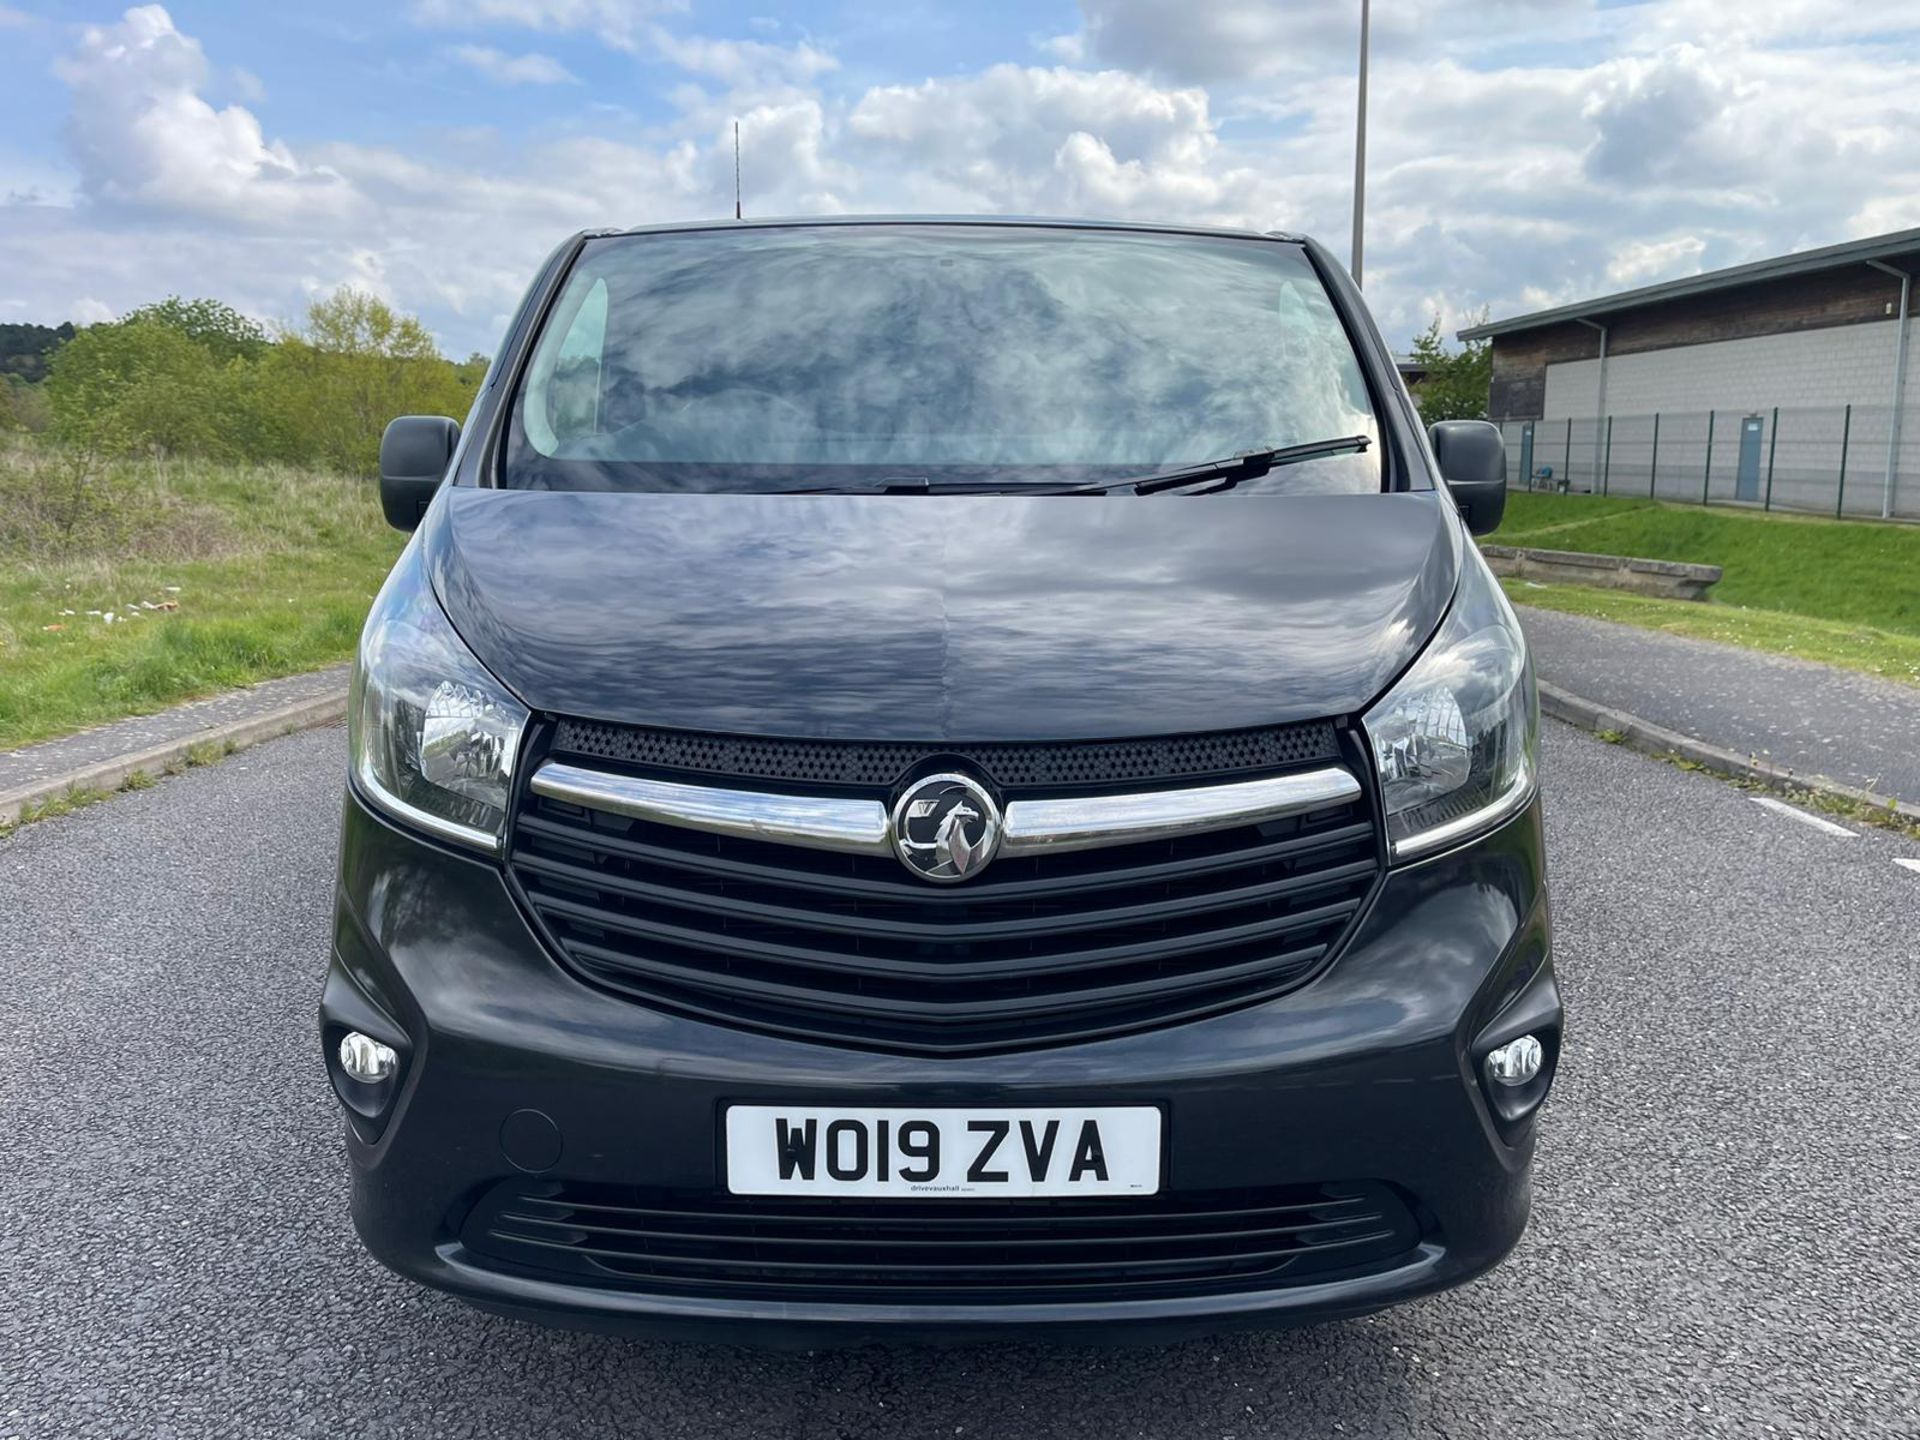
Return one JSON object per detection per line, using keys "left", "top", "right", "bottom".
{"left": 724, "top": 1105, "right": 1162, "bottom": 1198}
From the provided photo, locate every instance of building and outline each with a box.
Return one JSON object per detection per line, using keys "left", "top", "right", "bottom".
{"left": 1458, "top": 227, "right": 1920, "bottom": 519}
{"left": 1392, "top": 353, "right": 1429, "bottom": 405}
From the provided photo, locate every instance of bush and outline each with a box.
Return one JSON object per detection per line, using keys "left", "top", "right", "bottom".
{"left": 1407, "top": 312, "right": 1492, "bottom": 423}
{"left": 122, "top": 298, "right": 268, "bottom": 364}
{"left": 42, "top": 289, "right": 482, "bottom": 475}
{"left": 252, "top": 292, "right": 482, "bottom": 473}
{"left": 46, "top": 318, "right": 245, "bottom": 458}
{"left": 0, "top": 442, "right": 133, "bottom": 556}
{"left": 0, "top": 377, "right": 52, "bottom": 434}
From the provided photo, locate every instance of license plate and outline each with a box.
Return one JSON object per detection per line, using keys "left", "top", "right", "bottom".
{"left": 724, "top": 1105, "right": 1162, "bottom": 1198}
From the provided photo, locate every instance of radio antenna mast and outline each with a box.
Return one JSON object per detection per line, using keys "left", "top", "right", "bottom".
{"left": 734, "top": 120, "right": 742, "bottom": 220}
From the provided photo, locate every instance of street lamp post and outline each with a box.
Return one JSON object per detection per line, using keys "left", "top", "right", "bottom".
{"left": 1352, "top": 0, "right": 1369, "bottom": 287}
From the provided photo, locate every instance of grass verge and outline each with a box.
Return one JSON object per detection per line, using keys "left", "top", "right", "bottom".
{"left": 1583, "top": 724, "right": 1920, "bottom": 840}
{"left": 1491, "top": 492, "right": 1920, "bottom": 632}
{"left": 1504, "top": 579, "right": 1920, "bottom": 687}
{"left": 0, "top": 738, "right": 243, "bottom": 840}
{"left": 0, "top": 440, "right": 399, "bottom": 751}
{"left": 1492, "top": 492, "right": 1920, "bottom": 687}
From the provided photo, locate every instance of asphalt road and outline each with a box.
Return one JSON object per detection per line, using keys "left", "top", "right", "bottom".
{"left": 3, "top": 723, "right": 1918, "bottom": 1439}
{"left": 1520, "top": 605, "right": 1920, "bottom": 804}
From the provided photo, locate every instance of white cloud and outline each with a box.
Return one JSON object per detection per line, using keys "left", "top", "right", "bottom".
{"left": 1073, "top": 0, "right": 1595, "bottom": 83}
{"left": 411, "top": 0, "right": 831, "bottom": 87}
{"left": 1605, "top": 235, "right": 1708, "bottom": 287}
{"left": 644, "top": 28, "right": 836, "bottom": 85}
{"left": 56, "top": 5, "right": 357, "bottom": 226}
{"left": 450, "top": 44, "right": 580, "bottom": 85}
{"left": 848, "top": 66, "right": 1235, "bottom": 212}
{"left": 71, "top": 296, "right": 116, "bottom": 325}
{"left": 408, "top": 0, "right": 680, "bottom": 50}
{"left": 12, "top": 0, "right": 1920, "bottom": 362}
{"left": 1037, "top": 32, "right": 1085, "bottom": 62}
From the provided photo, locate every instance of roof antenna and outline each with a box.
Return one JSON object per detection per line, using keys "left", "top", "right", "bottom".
{"left": 733, "top": 120, "right": 742, "bottom": 220}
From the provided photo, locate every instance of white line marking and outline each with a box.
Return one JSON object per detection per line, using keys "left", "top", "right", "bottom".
{"left": 1749, "top": 796, "right": 1858, "bottom": 838}
{"left": 1896, "top": 858, "right": 1920, "bottom": 874}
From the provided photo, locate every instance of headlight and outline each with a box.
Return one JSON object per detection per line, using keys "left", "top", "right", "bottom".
{"left": 1363, "top": 550, "right": 1537, "bottom": 860}
{"left": 349, "top": 539, "right": 530, "bottom": 851}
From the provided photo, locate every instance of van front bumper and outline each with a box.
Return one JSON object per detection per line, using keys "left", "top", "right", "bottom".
{"left": 323, "top": 786, "right": 1558, "bottom": 1345}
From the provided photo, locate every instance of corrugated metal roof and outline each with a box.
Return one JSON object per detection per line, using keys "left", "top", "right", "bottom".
{"left": 1457, "top": 226, "right": 1920, "bottom": 341}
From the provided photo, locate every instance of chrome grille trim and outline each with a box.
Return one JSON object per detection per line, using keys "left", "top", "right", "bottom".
{"left": 1000, "top": 770, "right": 1364, "bottom": 856}
{"left": 531, "top": 763, "right": 889, "bottom": 855}
{"left": 529, "top": 761, "right": 1363, "bottom": 859}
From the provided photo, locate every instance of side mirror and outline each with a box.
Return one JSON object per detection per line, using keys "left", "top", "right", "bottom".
{"left": 1429, "top": 420, "right": 1507, "bottom": 536}
{"left": 378, "top": 416, "right": 460, "bottom": 532}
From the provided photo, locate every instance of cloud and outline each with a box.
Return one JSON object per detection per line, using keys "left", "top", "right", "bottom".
{"left": 72, "top": 296, "right": 116, "bottom": 325}
{"left": 645, "top": 28, "right": 836, "bottom": 86}
{"left": 1604, "top": 235, "right": 1708, "bottom": 287}
{"left": 1072, "top": 0, "right": 1593, "bottom": 83}
{"left": 1037, "top": 32, "right": 1085, "bottom": 63}
{"left": 408, "top": 0, "right": 679, "bottom": 50}
{"left": 410, "top": 0, "right": 831, "bottom": 87}
{"left": 848, "top": 65, "right": 1241, "bottom": 215}
{"left": 1583, "top": 46, "right": 1734, "bottom": 186}
{"left": 56, "top": 5, "right": 357, "bottom": 226}
{"left": 450, "top": 44, "right": 581, "bottom": 85}
{"left": 14, "top": 0, "right": 1920, "bottom": 363}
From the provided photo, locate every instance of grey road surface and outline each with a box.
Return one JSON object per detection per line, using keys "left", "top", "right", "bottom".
{"left": 1520, "top": 604, "right": 1920, "bottom": 803}
{"left": 3, "top": 723, "right": 1918, "bottom": 1439}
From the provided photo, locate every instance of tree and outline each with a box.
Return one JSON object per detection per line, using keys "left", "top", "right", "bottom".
{"left": 1406, "top": 312, "right": 1492, "bottom": 423}
{"left": 299, "top": 289, "right": 440, "bottom": 361}
{"left": 0, "top": 321, "right": 74, "bottom": 384}
{"left": 122, "top": 297, "right": 269, "bottom": 364}
{"left": 256, "top": 289, "right": 476, "bottom": 472}
{"left": 44, "top": 316, "right": 241, "bottom": 456}
{"left": 35, "top": 285, "right": 483, "bottom": 474}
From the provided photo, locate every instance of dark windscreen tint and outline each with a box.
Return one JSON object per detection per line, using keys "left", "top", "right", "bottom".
{"left": 503, "top": 225, "right": 1384, "bottom": 494}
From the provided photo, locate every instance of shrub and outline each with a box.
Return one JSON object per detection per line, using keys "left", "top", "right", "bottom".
{"left": 42, "top": 289, "right": 482, "bottom": 475}
{"left": 46, "top": 316, "right": 253, "bottom": 458}
{"left": 0, "top": 377, "right": 52, "bottom": 434}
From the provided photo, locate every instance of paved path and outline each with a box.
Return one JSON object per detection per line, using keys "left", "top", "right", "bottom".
{"left": 1519, "top": 607, "right": 1920, "bottom": 803}
{"left": 0, "top": 664, "right": 349, "bottom": 795}
{"left": 3, "top": 723, "right": 1918, "bottom": 1437}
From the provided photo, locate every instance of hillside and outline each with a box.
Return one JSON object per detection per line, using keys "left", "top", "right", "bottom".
{"left": 0, "top": 320, "right": 74, "bottom": 384}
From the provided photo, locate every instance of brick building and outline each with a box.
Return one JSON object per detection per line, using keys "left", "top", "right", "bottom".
{"left": 1458, "top": 227, "right": 1920, "bottom": 519}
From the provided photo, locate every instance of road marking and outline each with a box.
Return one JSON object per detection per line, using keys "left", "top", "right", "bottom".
{"left": 1749, "top": 796, "right": 1858, "bottom": 838}
{"left": 1896, "top": 859, "right": 1920, "bottom": 874}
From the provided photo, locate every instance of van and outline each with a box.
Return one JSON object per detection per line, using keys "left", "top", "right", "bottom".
{"left": 324, "top": 217, "right": 1558, "bottom": 1343}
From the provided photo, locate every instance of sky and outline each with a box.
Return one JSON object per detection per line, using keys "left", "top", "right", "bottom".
{"left": 1, "top": 0, "right": 1917, "bottom": 357}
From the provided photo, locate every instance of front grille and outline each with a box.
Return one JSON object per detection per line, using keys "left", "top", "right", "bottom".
{"left": 463, "top": 1180, "right": 1422, "bottom": 1304}
{"left": 552, "top": 716, "right": 1340, "bottom": 793}
{"left": 508, "top": 723, "right": 1383, "bottom": 1055}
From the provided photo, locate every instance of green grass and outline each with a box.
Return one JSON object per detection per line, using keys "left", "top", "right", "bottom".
{"left": 1491, "top": 492, "right": 1920, "bottom": 632}
{"left": 1491, "top": 493, "right": 1920, "bottom": 687}
{"left": 1502, "top": 580, "right": 1920, "bottom": 687}
{"left": 0, "top": 440, "right": 401, "bottom": 750}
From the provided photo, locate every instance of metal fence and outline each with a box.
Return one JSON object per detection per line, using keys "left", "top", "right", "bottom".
{"left": 1498, "top": 407, "right": 1920, "bottom": 521}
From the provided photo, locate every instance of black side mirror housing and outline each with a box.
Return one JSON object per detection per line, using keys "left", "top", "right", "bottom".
{"left": 378, "top": 416, "right": 461, "bottom": 532}
{"left": 1429, "top": 420, "right": 1507, "bottom": 536}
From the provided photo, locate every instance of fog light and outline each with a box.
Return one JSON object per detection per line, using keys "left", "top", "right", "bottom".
{"left": 1485, "top": 1034, "right": 1543, "bottom": 1087}
{"left": 338, "top": 1031, "right": 398, "bottom": 1085}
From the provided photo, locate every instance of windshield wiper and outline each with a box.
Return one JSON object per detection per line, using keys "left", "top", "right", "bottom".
{"left": 765, "top": 434, "right": 1370, "bottom": 496}
{"left": 771, "top": 477, "right": 1080, "bottom": 496}
{"left": 1060, "top": 434, "right": 1372, "bottom": 496}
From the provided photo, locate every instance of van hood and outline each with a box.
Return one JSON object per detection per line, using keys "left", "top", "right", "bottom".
{"left": 424, "top": 489, "right": 1459, "bottom": 742}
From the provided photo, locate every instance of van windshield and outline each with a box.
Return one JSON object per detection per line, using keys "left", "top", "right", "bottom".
{"left": 502, "top": 224, "right": 1385, "bottom": 495}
